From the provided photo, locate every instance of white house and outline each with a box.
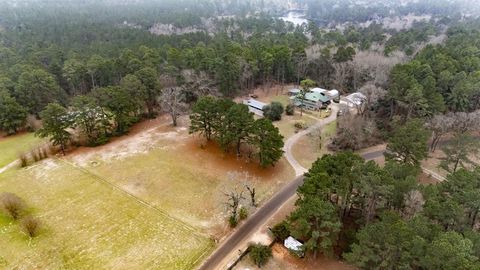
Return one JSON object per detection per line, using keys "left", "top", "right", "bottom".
{"left": 341, "top": 92, "right": 366, "bottom": 108}
{"left": 243, "top": 99, "right": 267, "bottom": 116}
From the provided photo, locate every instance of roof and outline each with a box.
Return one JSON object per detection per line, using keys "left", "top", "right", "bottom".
{"left": 284, "top": 236, "right": 303, "bottom": 251}
{"left": 328, "top": 89, "right": 339, "bottom": 97}
{"left": 243, "top": 99, "right": 267, "bottom": 110}
{"left": 289, "top": 88, "right": 301, "bottom": 94}
{"left": 311, "top": 87, "right": 328, "bottom": 94}
{"left": 345, "top": 92, "right": 366, "bottom": 105}
{"left": 305, "top": 92, "right": 330, "bottom": 103}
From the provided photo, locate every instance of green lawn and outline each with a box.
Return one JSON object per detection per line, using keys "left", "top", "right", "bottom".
{"left": 0, "top": 160, "right": 213, "bottom": 269}
{"left": 0, "top": 133, "right": 44, "bottom": 168}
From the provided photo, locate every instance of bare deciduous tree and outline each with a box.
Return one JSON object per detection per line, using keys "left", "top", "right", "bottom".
{"left": 224, "top": 189, "right": 245, "bottom": 219}
{"left": 426, "top": 114, "right": 454, "bottom": 152}
{"left": 333, "top": 62, "right": 352, "bottom": 91}
{"left": 402, "top": 190, "right": 424, "bottom": 220}
{"left": 244, "top": 184, "right": 257, "bottom": 207}
{"left": 160, "top": 87, "right": 188, "bottom": 126}
{"left": 0, "top": 192, "right": 24, "bottom": 220}
{"left": 358, "top": 83, "right": 386, "bottom": 117}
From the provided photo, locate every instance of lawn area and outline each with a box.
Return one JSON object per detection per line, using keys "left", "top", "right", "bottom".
{"left": 274, "top": 114, "right": 317, "bottom": 140}
{"left": 67, "top": 121, "right": 295, "bottom": 236}
{"left": 291, "top": 120, "right": 337, "bottom": 169}
{"left": 0, "top": 160, "right": 213, "bottom": 269}
{"left": 0, "top": 133, "right": 45, "bottom": 168}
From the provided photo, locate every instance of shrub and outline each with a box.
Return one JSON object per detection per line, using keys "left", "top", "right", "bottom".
{"left": 271, "top": 221, "right": 290, "bottom": 241}
{"left": 286, "top": 104, "right": 295, "bottom": 115}
{"left": 263, "top": 102, "right": 284, "bottom": 121}
{"left": 0, "top": 192, "right": 24, "bottom": 220}
{"left": 19, "top": 152, "right": 28, "bottom": 168}
{"left": 21, "top": 216, "right": 40, "bottom": 237}
{"left": 239, "top": 206, "right": 248, "bottom": 220}
{"left": 229, "top": 215, "right": 238, "bottom": 228}
{"left": 249, "top": 244, "right": 272, "bottom": 267}
{"left": 294, "top": 121, "right": 306, "bottom": 132}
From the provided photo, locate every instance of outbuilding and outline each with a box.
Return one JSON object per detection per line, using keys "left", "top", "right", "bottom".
{"left": 327, "top": 89, "right": 340, "bottom": 102}
{"left": 284, "top": 236, "right": 304, "bottom": 257}
{"left": 243, "top": 98, "right": 267, "bottom": 116}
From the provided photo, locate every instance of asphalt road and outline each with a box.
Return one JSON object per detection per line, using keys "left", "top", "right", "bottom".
{"left": 197, "top": 175, "right": 305, "bottom": 270}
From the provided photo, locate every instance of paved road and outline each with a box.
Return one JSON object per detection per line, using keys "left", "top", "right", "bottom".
{"left": 197, "top": 175, "right": 305, "bottom": 270}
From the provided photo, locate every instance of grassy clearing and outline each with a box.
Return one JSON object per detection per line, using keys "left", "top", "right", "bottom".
{"left": 81, "top": 136, "right": 295, "bottom": 233}
{"left": 0, "top": 133, "right": 44, "bottom": 168}
{"left": 0, "top": 160, "right": 213, "bottom": 269}
{"left": 274, "top": 115, "right": 317, "bottom": 140}
{"left": 291, "top": 120, "right": 337, "bottom": 169}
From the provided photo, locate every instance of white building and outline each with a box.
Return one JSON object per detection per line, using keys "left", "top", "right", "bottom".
{"left": 243, "top": 99, "right": 267, "bottom": 116}
{"left": 341, "top": 92, "right": 366, "bottom": 108}
{"left": 327, "top": 89, "right": 340, "bottom": 102}
{"left": 284, "top": 236, "right": 304, "bottom": 257}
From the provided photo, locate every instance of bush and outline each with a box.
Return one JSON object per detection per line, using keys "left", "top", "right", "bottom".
{"left": 286, "top": 104, "right": 295, "bottom": 115}
{"left": 19, "top": 152, "right": 28, "bottom": 168}
{"left": 249, "top": 244, "right": 272, "bottom": 267}
{"left": 271, "top": 221, "right": 290, "bottom": 241}
{"left": 0, "top": 192, "right": 24, "bottom": 220}
{"left": 21, "top": 216, "right": 40, "bottom": 237}
{"left": 294, "top": 121, "right": 306, "bottom": 132}
{"left": 229, "top": 215, "right": 238, "bottom": 228}
{"left": 263, "top": 102, "right": 284, "bottom": 121}
{"left": 239, "top": 206, "right": 248, "bottom": 220}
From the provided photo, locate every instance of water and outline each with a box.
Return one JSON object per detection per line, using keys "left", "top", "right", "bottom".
{"left": 279, "top": 11, "right": 309, "bottom": 26}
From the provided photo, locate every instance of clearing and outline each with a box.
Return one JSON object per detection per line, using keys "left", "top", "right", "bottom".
{"left": 67, "top": 115, "right": 295, "bottom": 237}
{"left": 291, "top": 120, "right": 337, "bottom": 169}
{"left": 0, "top": 159, "right": 212, "bottom": 269}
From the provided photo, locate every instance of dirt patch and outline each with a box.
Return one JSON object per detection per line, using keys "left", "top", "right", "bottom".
{"left": 67, "top": 115, "right": 184, "bottom": 166}
{"left": 182, "top": 137, "right": 292, "bottom": 181}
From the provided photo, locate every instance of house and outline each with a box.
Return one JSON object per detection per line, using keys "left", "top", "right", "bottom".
{"left": 291, "top": 91, "right": 330, "bottom": 110}
{"left": 284, "top": 236, "right": 304, "bottom": 257}
{"left": 341, "top": 92, "right": 366, "bottom": 108}
{"left": 243, "top": 98, "right": 267, "bottom": 116}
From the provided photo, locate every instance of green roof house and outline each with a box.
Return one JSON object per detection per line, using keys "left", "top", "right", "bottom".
{"left": 290, "top": 91, "right": 331, "bottom": 110}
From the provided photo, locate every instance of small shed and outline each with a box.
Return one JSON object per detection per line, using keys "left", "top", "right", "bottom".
{"left": 327, "top": 89, "right": 340, "bottom": 102}
{"left": 288, "top": 88, "right": 301, "bottom": 96}
{"left": 243, "top": 98, "right": 267, "bottom": 116}
{"left": 284, "top": 236, "right": 304, "bottom": 257}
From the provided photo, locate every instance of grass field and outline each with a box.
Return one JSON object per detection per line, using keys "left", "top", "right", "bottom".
{"left": 0, "top": 160, "right": 213, "bottom": 269}
{"left": 0, "top": 133, "right": 45, "bottom": 168}
{"left": 291, "top": 120, "right": 337, "bottom": 169}
{"left": 66, "top": 121, "right": 295, "bottom": 236}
